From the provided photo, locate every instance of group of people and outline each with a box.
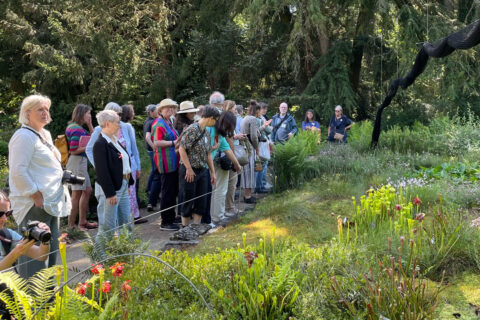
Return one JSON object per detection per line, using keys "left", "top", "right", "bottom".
{"left": 2, "top": 92, "right": 353, "bottom": 279}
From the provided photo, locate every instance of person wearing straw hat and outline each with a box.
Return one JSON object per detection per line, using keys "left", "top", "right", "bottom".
{"left": 174, "top": 101, "right": 199, "bottom": 137}
{"left": 150, "top": 98, "right": 181, "bottom": 231}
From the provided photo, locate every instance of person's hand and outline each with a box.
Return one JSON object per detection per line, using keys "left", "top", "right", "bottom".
{"left": 37, "top": 222, "right": 51, "bottom": 234}
{"left": 256, "top": 148, "right": 260, "bottom": 154}
{"left": 234, "top": 162, "right": 242, "bottom": 173}
{"left": 13, "top": 238, "right": 35, "bottom": 256}
{"left": 288, "top": 132, "right": 293, "bottom": 139}
{"left": 30, "top": 191, "right": 44, "bottom": 208}
{"left": 212, "top": 141, "right": 220, "bottom": 151}
{"left": 234, "top": 133, "right": 246, "bottom": 140}
{"left": 136, "top": 170, "right": 141, "bottom": 179}
{"left": 108, "top": 196, "right": 118, "bottom": 205}
{"left": 185, "top": 168, "right": 195, "bottom": 183}
{"left": 265, "top": 119, "right": 272, "bottom": 126}
{"left": 210, "top": 171, "right": 216, "bottom": 186}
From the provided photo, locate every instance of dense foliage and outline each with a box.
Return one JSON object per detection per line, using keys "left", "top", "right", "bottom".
{"left": 2, "top": 1, "right": 480, "bottom": 138}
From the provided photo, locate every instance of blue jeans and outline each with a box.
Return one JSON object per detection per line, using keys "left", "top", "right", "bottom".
{"left": 96, "top": 180, "right": 132, "bottom": 259}
{"left": 147, "top": 150, "right": 155, "bottom": 192}
{"left": 255, "top": 162, "right": 268, "bottom": 192}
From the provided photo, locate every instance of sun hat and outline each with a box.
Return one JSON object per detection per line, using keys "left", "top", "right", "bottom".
{"left": 157, "top": 98, "right": 178, "bottom": 111}
{"left": 177, "top": 101, "right": 199, "bottom": 114}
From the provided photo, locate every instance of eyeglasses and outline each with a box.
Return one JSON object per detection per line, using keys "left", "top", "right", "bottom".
{"left": 0, "top": 210, "right": 13, "bottom": 218}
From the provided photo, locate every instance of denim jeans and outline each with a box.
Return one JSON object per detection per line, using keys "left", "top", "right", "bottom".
{"left": 255, "top": 162, "right": 268, "bottom": 192}
{"left": 96, "top": 179, "right": 132, "bottom": 259}
{"left": 148, "top": 169, "right": 162, "bottom": 207}
{"left": 147, "top": 150, "right": 155, "bottom": 192}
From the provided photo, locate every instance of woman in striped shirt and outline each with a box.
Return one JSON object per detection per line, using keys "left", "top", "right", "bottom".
{"left": 65, "top": 104, "right": 96, "bottom": 231}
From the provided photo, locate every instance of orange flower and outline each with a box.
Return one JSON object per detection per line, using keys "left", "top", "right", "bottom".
{"left": 121, "top": 280, "right": 132, "bottom": 294}
{"left": 109, "top": 262, "right": 126, "bottom": 277}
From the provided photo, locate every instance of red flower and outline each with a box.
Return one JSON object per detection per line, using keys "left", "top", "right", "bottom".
{"left": 121, "top": 280, "right": 132, "bottom": 294}
{"left": 413, "top": 197, "right": 422, "bottom": 206}
{"left": 109, "top": 262, "right": 126, "bottom": 277}
{"left": 90, "top": 264, "right": 104, "bottom": 275}
{"left": 75, "top": 282, "right": 89, "bottom": 295}
{"left": 395, "top": 204, "right": 402, "bottom": 211}
{"left": 101, "top": 281, "right": 111, "bottom": 293}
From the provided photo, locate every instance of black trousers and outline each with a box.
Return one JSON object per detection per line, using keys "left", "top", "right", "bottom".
{"left": 160, "top": 170, "right": 178, "bottom": 225}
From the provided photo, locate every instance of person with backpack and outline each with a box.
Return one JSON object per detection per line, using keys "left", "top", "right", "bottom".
{"left": 65, "top": 104, "right": 96, "bottom": 231}
{"left": 8, "top": 95, "right": 71, "bottom": 279}
{"left": 270, "top": 102, "right": 298, "bottom": 144}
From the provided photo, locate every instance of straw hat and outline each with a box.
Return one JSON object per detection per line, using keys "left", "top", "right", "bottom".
{"left": 177, "top": 101, "right": 199, "bottom": 114}
{"left": 157, "top": 98, "right": 178, "bottom": 111}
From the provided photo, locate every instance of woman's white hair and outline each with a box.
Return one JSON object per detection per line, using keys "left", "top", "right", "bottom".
{"left": 96, "top": 110, "right": 119, "bottom": 128}
{"left": 335, "top": 105, "right": 343, "bottom": 111}
{"left": 18, "top": 94, "right": 52, "bottom": 125}
{"left": 104, "top": 102, "right": 122, "bottom": 113}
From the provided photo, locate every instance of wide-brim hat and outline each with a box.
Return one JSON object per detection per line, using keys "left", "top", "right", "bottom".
{"left": 157, "top": 98, "right": 178, "bottom": 111}
{"left": 177, "top": 101, "right": 199, "bottom": 114}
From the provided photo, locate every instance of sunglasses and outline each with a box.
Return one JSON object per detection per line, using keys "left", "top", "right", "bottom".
{"left": 0, "top": 210, "right": 12, "bottom": 218}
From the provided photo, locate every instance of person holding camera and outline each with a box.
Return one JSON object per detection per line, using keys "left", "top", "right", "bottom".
{"left": 8, "top": 95, "right": 71, "bottom": 279}
{"left": 327, "top": 105, "right": 353, "bottom": 143}
{"left": 0, "top": 191, "right": 50, "bottom": 271}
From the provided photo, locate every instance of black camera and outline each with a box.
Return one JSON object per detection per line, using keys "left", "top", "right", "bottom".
{"left": 21, "top": 220, "right": 51, "bottom": 243}
{"left": 62, "top": 170, "right": 85, "bottom": 185}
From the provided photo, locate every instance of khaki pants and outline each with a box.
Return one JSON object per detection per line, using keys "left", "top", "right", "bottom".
{"left": 225, "top": 170, "right": 238, "bottom": 212}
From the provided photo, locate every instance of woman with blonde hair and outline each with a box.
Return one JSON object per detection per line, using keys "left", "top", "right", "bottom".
{"left": 9, "top": 94, "right": 71, "bottom": 278}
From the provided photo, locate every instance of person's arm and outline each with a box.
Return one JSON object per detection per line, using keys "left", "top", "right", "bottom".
{"left": 345, "top": 117, "right": 354, "bottom": 130}
{"left": 0, "top": 239, "right": 36, "bottom": 271}
{"left": 145, "top": 132, "right": 155, "bottom": 150}
{"left": 9, "top": 132, "right": 40, "bottom": 198}
{"left": 302, "top": 121, "right": 306, "bottom": 131}
{"left": 127, "top": 124, "right": 141, "bottom": 177}
{"left": 86, "top": 126, "right": 101, "bottom": 167}
{"left": 207, "top": 153, "right": 216, "bottom": 185}
{"left": 288, "top": 116, "right": 298, "bottom": 138}
{"left": 270, "top": 117, "right": 278, "bottom": 142}
{"left": 153, "top": 125, "right": 176, "bottom": 148}
{"left": 249, "top": 119, "right": 259, "bottom": 151}
{"left": 179, "top": 146, "right": 195, "bottom": 183}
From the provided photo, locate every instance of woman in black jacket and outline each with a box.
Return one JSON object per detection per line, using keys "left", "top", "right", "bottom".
{"left": 93, "top": 110, "right": 134, "bottom": 259}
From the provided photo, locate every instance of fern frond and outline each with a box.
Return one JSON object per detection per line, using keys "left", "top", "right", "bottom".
{"left": 98, "top": 293, "right": 120, "bottom": 320}
{"left": 0, "top": 271, "right": 32, "bottom": 319}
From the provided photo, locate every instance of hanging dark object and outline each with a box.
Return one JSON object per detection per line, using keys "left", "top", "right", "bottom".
{"left": 371, "top": 19, "right": 480, "bottom": 148}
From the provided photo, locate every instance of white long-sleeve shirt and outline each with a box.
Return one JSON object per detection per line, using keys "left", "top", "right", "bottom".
{"left": 8, "top": 126, "right": 71, "bottom": 224}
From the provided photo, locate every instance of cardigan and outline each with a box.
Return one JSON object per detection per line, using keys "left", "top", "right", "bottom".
{"left": 93, "top": 135, "right": 134, "bottom": 198}
{"left": 86, "top": 122, "right": 141, "bottom": 172}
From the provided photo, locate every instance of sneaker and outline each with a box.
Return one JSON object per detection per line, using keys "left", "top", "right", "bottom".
{"left": 160, "top": 224, "right": 180, "bottom": 231}
{"left": 209, "top": 222, "right": 217, "bottom": 228}
{"left": 225, "top": 211, "right": 236, "bottom": 217}
{"left": 244, "top": 196, "right": 257, "bottom": 204}
{"left": 134, "top": 217, "right": 148, "bottom": 224}
{"left": 147, "top": 204, "right": 154, "bottom": 212}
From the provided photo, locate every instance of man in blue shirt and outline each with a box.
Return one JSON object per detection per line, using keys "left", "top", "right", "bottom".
{"left": 271, "top": 102, "right": 298, "bottom": 144}
{"left": 327, "top": 105, "right": 353, "bottom": 143}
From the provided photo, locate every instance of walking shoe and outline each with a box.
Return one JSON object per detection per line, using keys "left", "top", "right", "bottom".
{"left": 225, "top": 211, "right": 236, "bottom": 217}
{"left": 160, "top": 224, "right": 180, "bottom": 231}
{"left": 134, "top": 217, "right": 148, "bottom": 224}
{"left": 243, "top": 196, "right": 257, "bottom": 204}
{"left": 147, "top": 204, "right": 154, "bottom": 212}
